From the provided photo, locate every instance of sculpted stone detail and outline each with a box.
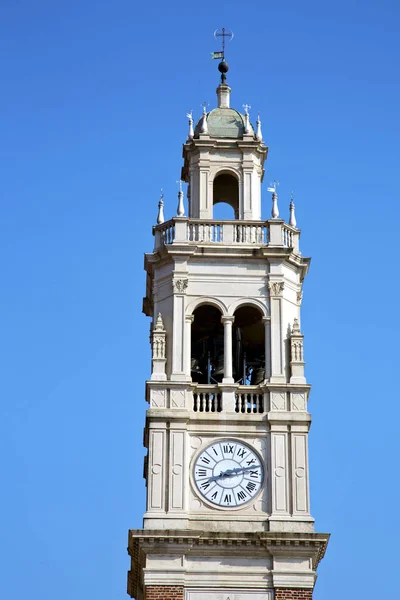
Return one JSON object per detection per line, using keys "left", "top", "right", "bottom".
{"left": 297, "top": 290, "right": 303, "bottom": 305}
{"left": 150, "top": 389, "right": 166, "bottom": 408}
{"left": 291, "top": 392, "right": 306, "bottom": 411}
{"left": 271, "top": 392, "right": 286, "bottom": 411}
{"left": 291, "top": 340, "right": 304, "bottom": 362}
{"left": 173, "top": 279, "right": 188, "bottom": 293}
{"left": 171, "top": 389, "right": 185, "bottom": 408}
{"left": 268, "top": 281, "right": 284, "bottom": 297}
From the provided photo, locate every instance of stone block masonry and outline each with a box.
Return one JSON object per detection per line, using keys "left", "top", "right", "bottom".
{"left": 145, "top": 586, "right": 184, "bottom": 600}
{"left": 276, "top": 589, "right": 313, "bottom": 600}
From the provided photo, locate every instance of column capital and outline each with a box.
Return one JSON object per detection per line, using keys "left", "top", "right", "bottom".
{"left": 221, "top": 315, "right": 235, "bottom": 324}
{"left": 185, "top": 314, "right": 195, "bottom": 323}
{"left": 262, "top": 316, "right": 270, "bottom": 324}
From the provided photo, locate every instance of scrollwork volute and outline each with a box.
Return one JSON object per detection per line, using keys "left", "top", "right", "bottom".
{"left": 268, "top": 281, "right": 284, "bottom": 297}
{"left": 173, "top": 279, "right": 188, "bottom": 294}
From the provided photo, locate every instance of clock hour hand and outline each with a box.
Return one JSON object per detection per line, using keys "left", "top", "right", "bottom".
{"left": 208, "top": 464, "right": 261, "bottom": 482}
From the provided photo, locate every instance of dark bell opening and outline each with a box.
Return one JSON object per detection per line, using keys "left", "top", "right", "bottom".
{"left": 213, "top": 173, "right": 239, "bottom": 219}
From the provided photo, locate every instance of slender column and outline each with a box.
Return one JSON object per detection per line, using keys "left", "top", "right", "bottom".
{"left": 268, "top": 280, "right": 286, "bottom": 383}
{"left": 262, "top": 316, "right": 271, "bottom": 381}
{"left": 221, "top": 316, "right": 235, "bottom": 383}
{"left": 184, "top": 314, "right": 194, "bottom": 379}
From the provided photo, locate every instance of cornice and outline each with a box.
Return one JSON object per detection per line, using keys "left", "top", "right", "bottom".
{"left": 128, "top": 529, "right": 330, "bottom": 569}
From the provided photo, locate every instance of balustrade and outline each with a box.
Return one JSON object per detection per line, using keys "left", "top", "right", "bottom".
{"left": 153, "top": 218, "right": 298, "bottom": 251}
{"left": 235, "top": 390, "right": 264, "bottom": 414}
{"left": 193, "top": 388, "right": 222, "bottom": 413}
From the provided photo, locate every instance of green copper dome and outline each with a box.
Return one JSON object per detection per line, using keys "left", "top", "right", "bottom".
{"left": 194, "top": 108, "right": 254, "bottom": 139}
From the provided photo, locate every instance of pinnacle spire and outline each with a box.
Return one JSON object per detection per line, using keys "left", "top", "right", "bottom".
{"left": 176, "top": 180, "right": 185, "bottom": 216}
{"left": 156, "top": 191, "right": 165, "bottom": 224}
{"left": 289, "top": 194, "right": 297, "bottom": 228}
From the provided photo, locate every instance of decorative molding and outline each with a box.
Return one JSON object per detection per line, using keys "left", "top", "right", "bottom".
{"left": 171, "top": 389, "right": 186, "bottom": 408}
{"left": 128, "top": 530, "right": 330, "bottom": 571}
{"left": 271, "top": 392, "right": 286, "bottom": 411}
{"left": 291, "top": 392, "right": 307, "bottom": 411}
{"left": 173, "top": 279, "right": 188, "bottom": 294}
{"left": 150, "top": 389, "right": 166, "bottom": 408}
{"left": 268, "top": 281, "right": 284, "bottom": 297}
{"left": 296, "top": 291, "right": 303, "bottom": 305}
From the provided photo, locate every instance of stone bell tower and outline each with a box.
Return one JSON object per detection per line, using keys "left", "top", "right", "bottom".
{"left": 128, "top": 53, "right": 329, "bottom": 600}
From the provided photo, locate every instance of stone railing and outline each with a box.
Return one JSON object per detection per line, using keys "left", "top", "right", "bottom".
{"left": 192, "top": 384, "right": 266, "bottom": 414}
{"left": 153, "top": 218, "right": 299, "bottom": 252}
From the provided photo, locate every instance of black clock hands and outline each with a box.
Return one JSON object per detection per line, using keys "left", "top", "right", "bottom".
{"left": 208, "top": 464, "right": 261, "bottom": 482}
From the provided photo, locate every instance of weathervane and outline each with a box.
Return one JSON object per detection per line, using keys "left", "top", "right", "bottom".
{"left": 211, "top": 27, "right": 234, "bottom": 83}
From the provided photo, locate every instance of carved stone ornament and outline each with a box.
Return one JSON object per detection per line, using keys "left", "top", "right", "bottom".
{"left": 268, "top": 281, "right": 284, "bottom": 297}
{"left": 154, "top": 312, "right": 165, "bottom": 331}
{"left": 173, "top": 279, "right": 188, "bottom": 294}
{"left": 291, "top": 392, "right": 307, "bottom": 411}
{"left": 297, "top": 290, "right": 303, "bottom": 305}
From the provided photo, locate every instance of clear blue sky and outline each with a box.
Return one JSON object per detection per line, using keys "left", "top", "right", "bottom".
{"left": 1, "top": 1, "right": 399, "bottom": 598}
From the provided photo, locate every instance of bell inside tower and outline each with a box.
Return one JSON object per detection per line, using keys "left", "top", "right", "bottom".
{"left": 233, "top": 305, "right": 265, "bottom": 385}
{"left": 191, "top": 304, "right": 224, "bottom": 384}
{"left": 190, "top": 304, "right": 265, "bottom": 385}
{"left": 212, "top": 172, "right": 239, "bottom": 219}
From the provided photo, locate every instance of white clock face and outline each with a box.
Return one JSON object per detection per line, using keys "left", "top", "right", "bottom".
{"left": 193, "top": 439, "right": 264, "bottom": 508}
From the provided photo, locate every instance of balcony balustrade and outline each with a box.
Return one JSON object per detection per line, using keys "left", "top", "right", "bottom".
{"left": 153, "top": 218, "right": 299, "bottom": 252}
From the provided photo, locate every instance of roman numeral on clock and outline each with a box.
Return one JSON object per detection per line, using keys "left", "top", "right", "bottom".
{"left": 237, "top": 448, "right": 247, "bottom": 459}
{"left": 197, "top": 468, "right": 207, "bottom": 476}
{"left": 237, "top": 490, "right": 247, "bottom": 501}
{"left": 223, "top": 444, "right": 234, "bottom": 454}
{"left": 246, "top": 481, "right": 257, "bottom": 493}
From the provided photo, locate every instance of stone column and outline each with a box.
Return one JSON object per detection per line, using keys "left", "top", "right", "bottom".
{"left": 184, "top": 314, "right": 194, "bottom": 379}
{"left": 268, "top": 280, "right": 286, "bottom": 383}
{"left": 221, "top": 315, "right": 235, "bottom": 383}
{"left": 262, "top": 316, "right": 271, "bottom": 381}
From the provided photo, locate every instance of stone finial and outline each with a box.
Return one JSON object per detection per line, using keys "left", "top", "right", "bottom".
{"left": 156, "top": 191, "right": 165, "bottom": 224}
{"left": 292, "top": 318, "right": 301, "bottom": 334}
{"left": 289, "top": 193, "right": 297, "bottom": 228}
{"left": 154, "top": 312, "right": 165, "bottom": 331}
{"left": 176, "top": 180, "right": 185, "bottom": 216}
{"left": 186, "top": 110, "right": 194, "bottom": 140}
{"left": 268, "top": 181, "right": 279, "bottom": 218}
{"left": 256, "top": 113, "right": 262, "bottom": 141}
{"left": 151, "top": 313, "right": 167, "bottom": 381}
{"left": 290, "top": 317, "right": 305, "bottom": 384}
{"left": 243, "top": 104, "right": 251, "bottom": 134}
{"left": 200, "top": 102, "right": 208, "bottom": 134}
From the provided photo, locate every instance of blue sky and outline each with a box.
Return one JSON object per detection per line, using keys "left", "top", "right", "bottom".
{"left": 1, "top": 0, "right": 399, "bottom": 598}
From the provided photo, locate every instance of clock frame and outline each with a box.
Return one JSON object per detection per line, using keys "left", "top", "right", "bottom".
{"left": 192, "top": 438, "right": 264, "bottom": 509}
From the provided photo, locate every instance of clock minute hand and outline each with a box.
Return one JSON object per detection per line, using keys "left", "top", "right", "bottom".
{"left": 208, "top": 465, "right": 261, "bottom": 482}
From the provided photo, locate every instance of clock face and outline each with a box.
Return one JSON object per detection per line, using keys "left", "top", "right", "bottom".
{"left": 193, "top": 439, "right": 264, "bottom": 508}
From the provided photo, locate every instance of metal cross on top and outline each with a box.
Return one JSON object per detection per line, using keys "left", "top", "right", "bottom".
{"left": 212, "top": 27, "right": 234, "bottom": 60}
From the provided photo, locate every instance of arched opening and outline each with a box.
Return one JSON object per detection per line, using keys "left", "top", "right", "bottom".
{"left": 213, "top": 173, "right": 239, "bottom": 219}
{"left": 233, "top": 305, "right": 265, "bottom": 385}
{"left": 191, "top": 304, "right": 224, "bottom": 384}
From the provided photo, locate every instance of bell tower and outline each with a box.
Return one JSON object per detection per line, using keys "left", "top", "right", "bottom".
{"left": 128, "top": 50, "right": 329, "bottom": 600}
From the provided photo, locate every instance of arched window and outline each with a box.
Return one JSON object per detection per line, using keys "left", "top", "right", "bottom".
{"left": 191, "top": 304, "right": 224, "bottom": 384}
{"left": 233, "top": 305, "right": 265, "bottom": 385}
{"left": 213, "top": 172, "right": 239, "bottom": 219}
